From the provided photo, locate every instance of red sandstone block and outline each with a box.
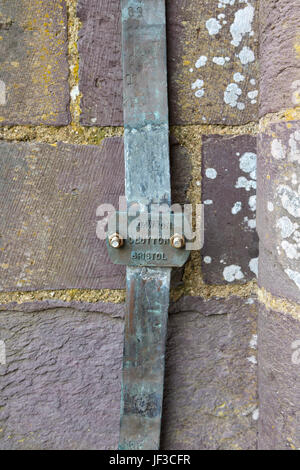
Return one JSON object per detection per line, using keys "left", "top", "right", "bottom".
{"left": 202, "top": 134, "right": 258, "bottom": 284}
{"left": 0, "top": 296, "right": 257, "bottom": 449}
{"left": 258, "top": 304, "right": 300, "bottom": 450}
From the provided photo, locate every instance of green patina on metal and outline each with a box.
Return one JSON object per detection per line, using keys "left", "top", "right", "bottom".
{"left": 118, "top": 0, "right": 177, "bottom": 450}
{"left": 107, "top": 212, "right": 190, "bottom": 268}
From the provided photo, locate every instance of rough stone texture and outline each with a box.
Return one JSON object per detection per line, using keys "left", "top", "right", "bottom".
{"left": 0, "top": 138, "right": 125, "bottom": 291}
{"left": 0, "top": 308, "right": 124, "bottom": 450}
{"left": 260, "top": 0, "right": 300, "bottom": 116}
{"left": 0, "top": 296, "right": 257, "bottom": 450}
{"left": 163, "top": 296, "right": 258, "bottom": 450}
{"left": 168, "top": 0, "right": 259, "bottom": 125}
{"left": 0, "top": 138, "right": 190, "bottom": 292}
{"left": 77, "top": 0, "right": 122, "bottom": 127}
{"left": 78, "top": 0, "right": 259, "bottom": 126}
{"left": 0, "top": 299, "right": 126, "bottom": 317}
{"left": 257, "top": 122, "right": 300, "bottom": 303}
{"left": 258, "top": 304, "right": 300, "bottom": 450}
{"left": 0, "top": 0, "right": 70, "bottom": 126}
{"left": 201, "top": 134, "right": 258, "bottom": 284}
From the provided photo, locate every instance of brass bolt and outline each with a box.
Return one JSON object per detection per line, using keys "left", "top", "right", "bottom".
{"left": 109, "top": 233, "right": 124, "bottom": 249}
{"left": 170, "top": 233, "right": 185, "bottom": 249}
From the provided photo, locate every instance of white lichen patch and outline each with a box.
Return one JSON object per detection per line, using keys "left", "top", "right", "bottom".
{"left": 277, "top": 216, "right": 297, "bottom": 239}
{"left": 213, "top": 57, "right": 226, "bottom": 66}
{"left": 247, "top": 90, "right": 258, "bottom": 100}
{"left": 291, "top": 173, "right": 298, "bottom": 186}
{"left": 235, "top": 151, "right": 257, "bottom": 195}
{"left": 0, "top": 80, "right": 6, "bottom": 106}
{"left": 247, "top": 355, "right": 257, "bottom": 365}
{"left": 204, "top": 199, "right": 213, "bottom": 205}
{"left": 195, "top": 56, "right": 208, "bottom": 68}
{"left": 70, "top": 85, "right": 79, "bottom": 102}
{"left": 206, "top": 18, "right": 222, "bottom": 35}
{"left": 191, "top": 79, "right": 205, "bottom": 98}
{"left": 223, "top": 264, "right": 245, "bottom": 282}
{"left": 244, "top": 216, "right": 256, "bottom": 229}
{"left": 232, "top": 201, "right": 242, "bottom": 214}
{"left": 267, "top": 202, "right": 274, "bottom": 212}
{"left": 250, "top": 334, "right": 258, "bottom": 349}
{"left": 288, "top": 131, "right": 300, "bottom": 163}
{"left": 277, "top": 185, "right": 300, "bottom": 218}
{"left": 224, "top": 83, "right": 242, "bottom": 108}
{"left": 191, "top": 79, "right": 204, "bottom": 90}
{"left": 238, "top": 46, "right": 255, "bottom": 65}
{"left": 205, "top": 168, "right": 218, "bottom": 179}
{"left": 204, "top": 256, "right": 212, "bottom": 264}
{"left": 218, "top": 0, "right": 236, "bottom": 8}
{"left": 233, "top": 72, "right": 245, "bottom": 83}
{"left": 0, "top": 340, "right": 6, "bottom": 365}
{"left": 235, "top": 176, "right": 256, "bottom": 191}
{"left": 230, "top": 4, "right": 255, "bottom": 47}
{"left": 271, "top": 139, "right": 286, "bottom": 160}
{"left": 195, "top": 89, "right": 205, "bottom": 98}
{"left": 281, "top": 240, "right": 299, "bottom": 260}
{"left": 249, "top": 195, "right": 256, "bottom": 212}
{"left": 285, "top": 268, "right": 300, "bottom": 290}
{"left": 239, "top": 152, "right": 257, "bottom": 174}
{"left": 249, "top": 257, "right": 258, "bottom": 277}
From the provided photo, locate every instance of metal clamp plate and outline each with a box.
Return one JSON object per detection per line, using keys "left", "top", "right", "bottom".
{"left": 106, "top": 212, "right": 191, "bottom": 268}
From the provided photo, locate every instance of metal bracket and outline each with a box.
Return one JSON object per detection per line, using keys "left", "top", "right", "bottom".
{"left": 107, "top": 0, "right": 191, "bottom": 450}
{"left": 106, "top": 212, "right": 191, "bottom": 268}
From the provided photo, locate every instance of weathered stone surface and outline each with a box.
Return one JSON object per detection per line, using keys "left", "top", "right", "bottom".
{"left": 0, "top": 138, "right": 190, "bottom": 291}
{"left": 77, "top": 0, "right": 122, "bottom": 127}
{"left": 0, "top": 138, "right": 125, "bottom": 291}
{"left": 257, "top": 122, "right": 300, "bottom": 303}
{"left": 0, "top": 0, "right": 70, "bottom": 126}
{"left": 260, "top": 0, "right": 300, "bottom": 116}
{"left": 162, "top": 296, "right": 258, "bottom": 450}
{"left": 201, "top": 134, "right": 258, "bottom": 284}
{"left": 168, "top": 0, "right": 259, "bottom": 125}
{"left": 78, "top": 0, "right": 259, "bottom": 126}
{"left": 0, "top": 296, "right": 257, "bottom": 450}
{"left": 0, "top": 308, "right": 124, "bottom": 450}
{"left": 0, "top": 299, "right": 126, "bottom": 317}
{"left": 258, "top": 304, "right": 300, "bottom": 450}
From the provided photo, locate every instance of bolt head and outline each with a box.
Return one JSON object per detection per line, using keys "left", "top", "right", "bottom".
{"left": 109, "top": 233, "right": 124, "bottom": 249}
{"left": 171, "top": 233, "right": 185, "bottom": 249}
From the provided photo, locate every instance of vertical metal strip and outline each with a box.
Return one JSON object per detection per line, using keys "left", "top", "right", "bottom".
{"left": 119, "top": 267, "right": 171, "bottom": 450}
{"left": 119, "top": 0, "right": 171, "bottom": 450}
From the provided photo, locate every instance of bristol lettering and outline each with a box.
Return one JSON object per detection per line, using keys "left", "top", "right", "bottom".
{"left": 131, "top": 251, "right": 168, "bottom": 261}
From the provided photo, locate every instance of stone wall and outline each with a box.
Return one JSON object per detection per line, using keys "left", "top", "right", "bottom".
{"left": 0, "top": 0, "right": 298, "bottom": 450}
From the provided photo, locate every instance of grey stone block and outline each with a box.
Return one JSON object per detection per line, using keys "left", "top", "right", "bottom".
{"left": 260, "top": 0, "right": 300, "bottom": 116}
{"left": 77, "top": 0, "right": 259, "bottom": 126}
{"left": 257, "top": 121, "right": 300, "bottom": 303}
{"left": 0, "top": 0, "right": 70, "bottom": 125}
